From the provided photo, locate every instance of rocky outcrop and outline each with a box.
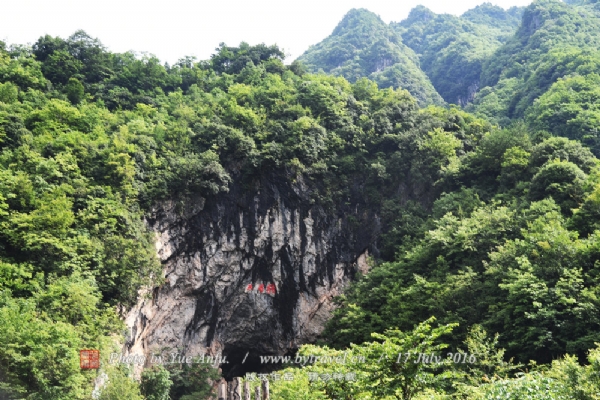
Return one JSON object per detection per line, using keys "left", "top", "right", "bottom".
{"left": 124, "top": 173, "right": 379, "bottom": 378}
{"left": 457, "top": 80, "right": 480, "bottom": 106}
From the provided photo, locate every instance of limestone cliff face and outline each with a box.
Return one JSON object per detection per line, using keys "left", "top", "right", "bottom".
{"left": 124, "top": 173, "right": 379, "bottom": 377}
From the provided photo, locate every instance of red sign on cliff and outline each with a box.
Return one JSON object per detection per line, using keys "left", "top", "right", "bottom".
{"left": 245, "top": 282, "right": 277, "bottom": 295}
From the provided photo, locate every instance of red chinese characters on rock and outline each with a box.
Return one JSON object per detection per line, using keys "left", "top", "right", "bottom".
{"left": 245, "top": 282, "right": 277, "bottom": 295}
{"left": 80, "top": 349, "right": 100, "bottom": 369}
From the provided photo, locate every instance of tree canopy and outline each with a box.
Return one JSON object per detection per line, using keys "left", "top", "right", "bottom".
{"left": 4, "top": 2, "right": 600, "bottom": 397}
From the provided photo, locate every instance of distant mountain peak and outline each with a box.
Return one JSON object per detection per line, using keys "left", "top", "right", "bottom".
{"left": 462, "top": 3, "right": 509, "bottom": 19}
{"left": 298, "top": 1, "right": 530, "bottom": 107}
{"left": 404, "top": 5, "right": 436, "bottom": 24}
{"left": 332, "top": 8, "right": 386, "bottom": 36}
{"left": 462, "top": 2, "right": 524, "bottom": 30}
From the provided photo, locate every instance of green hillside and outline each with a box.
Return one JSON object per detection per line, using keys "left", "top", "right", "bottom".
{"left": 393, "top": 4, "right": 522, "bottom": 105}
{"left": 4, "top": 1, "right": 600, "bottom": 398}
{"left": 299, "top": 0, "right": 600, "bottom": 155}
{"left": 469, "top": 0, "right": 600, "bottom": 146}
{"left": 296, "top": 9, "right": 445, "bottom": 107}
{"left": 461, "top": 2, "right": 523, "bottom": 30}
{"left": 299, "top": 4, "right": 523, "bottom": 106}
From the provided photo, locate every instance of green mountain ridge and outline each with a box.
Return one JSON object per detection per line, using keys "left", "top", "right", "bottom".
{"left": 300, "top": 0, "right": 600, "bottom": 155}
{"left": 461, "top": 2, "right": 523, "bottom": 30}
{"left": 393, "top": 4, "right": 523, "bottom": 105}
{"left": 470, "top": 0, "right": 600, "bottom": 133}
{"left": 298, "top": 3, "right": 524, "bottom": 106}
{"left": 297, "top": 8, "right": 445, "bottom": 107}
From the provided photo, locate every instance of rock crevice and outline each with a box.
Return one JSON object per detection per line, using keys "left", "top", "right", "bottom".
{"left": 125, "top": 174, "right": 380, "bottom": 377}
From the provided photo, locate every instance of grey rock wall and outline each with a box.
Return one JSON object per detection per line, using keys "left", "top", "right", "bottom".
{"left": 124, "top": 174, "right": 379, "bottom": 377}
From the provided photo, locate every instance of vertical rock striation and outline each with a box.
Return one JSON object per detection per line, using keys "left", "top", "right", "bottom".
{"left": 125, "top": 173, "right": 379, "bottom": 377}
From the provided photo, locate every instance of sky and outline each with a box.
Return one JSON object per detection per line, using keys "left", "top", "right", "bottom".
{"left": 1, "top": 0, "right": 533, "bottom": 64}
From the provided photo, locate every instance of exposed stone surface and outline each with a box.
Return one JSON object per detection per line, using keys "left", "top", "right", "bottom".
{"left": 125, "top": 173, "right": 380, "bottom": 377}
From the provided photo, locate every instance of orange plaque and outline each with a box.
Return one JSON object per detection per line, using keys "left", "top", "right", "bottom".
{"left": 80, "top": 349, "right": 100, "bottom": 369}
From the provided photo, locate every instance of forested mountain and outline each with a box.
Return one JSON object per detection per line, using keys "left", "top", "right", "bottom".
{"left": 0, "top": 32, "right": 490, "bottom": 399}
{"left": 298, "top": 3, "right": 523, "bottom": 106}
{"left": 469, "top": 0, "right": 600, "bottom": 147}
{"left": 461, "top": 2, "right": 523, "bottom": 30}
{"left": 393, "top": 4, "right": 522, "bottom": 106}
{"left": 301, "top": 0, "right": 600, "bottom": 154}
{"left": 4, "top": 0, "right": 600, "bottom": 399}
{"left": 296, "top": 9, "right": 445, "bottom": 107}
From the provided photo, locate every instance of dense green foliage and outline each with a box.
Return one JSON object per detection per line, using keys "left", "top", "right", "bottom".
{"left": 299, "top": 4, "right": 523, "bottom": 106}
{"left": 140, "top": 366, "right": 172, "bottom": 400}
{"left": 318, "top": 128, "right": 600, "bottom": 397}
{"left": 393, "top": 4, "right": 522, "bottom": 105}
{"left": 468, "top": 0, "right": 600, "bottom": 134}
{"left": 0, "top": 30, "right": 492, "bottom": 399}
{"left": 4, "top": 1, "right": 600, "bottom": 397}
{"left": 248, "top": 320, "right": 600, "bottom": 399}
{"left": 296, "top": 9, "right": 445, "bottom": 107}
{"left": 96, "top": 366, "right": 144, "bottom": 400}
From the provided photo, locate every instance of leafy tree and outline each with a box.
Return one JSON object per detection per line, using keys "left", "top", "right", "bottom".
{"left": 0, "top": 82, "right": 18, "bottom": 104}
{"left": 211, "top": 42, "right": 285, "bottom": 75}
{"left": 166, "top": 363, "right": 219, "bottom": 400}
{"left": 529, "top": 136, "right": 597, "bottom": 173}
{"left": 41, "top": 50, "right": 83, "bottom": 85}
{"left": 65, "top": 77, "right": 85, "bottom": 104}
{"left": 97, "top": 366, "right": 144, "bottom": 400}
{"left": 140, "top": 365, "right": 173, "bottom": 400}
{"left": 527, "top": 73, "right": 600, "bottom": 155}
{"left": 570, "top": 180, "right": 600, "bottom": 235}
{"left": 349, "top": 318, "right": 456, "bottom": 399}
{"left": 529, "top": 159, "right": 587, "bottom": 213}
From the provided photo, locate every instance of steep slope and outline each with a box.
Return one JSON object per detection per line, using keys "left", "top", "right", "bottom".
{"left": 296, "top": 9, "right": 445, "bottom": 107}
{"left": 298, "top": 5, "right": 523, "bottom": 107}
{"left": 393, "top": 4, "right": 523, "bottom": 105}
{"left": 470, "top": 0, "right": 600, "bottom": 125}
{"left": 126, "top": 172, "right": 379, "bottom": 379}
